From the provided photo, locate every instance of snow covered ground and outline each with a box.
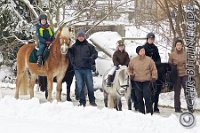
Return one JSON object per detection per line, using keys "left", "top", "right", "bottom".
{"left": 0, "top": 75, "right": 200, "bottom": 133}
{"left": 0, "top": 88, "right": 200, "bottom": 133}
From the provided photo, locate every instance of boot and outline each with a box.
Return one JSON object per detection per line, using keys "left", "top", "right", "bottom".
{"left": 66, "top": 92, "right": 72, "bottom": 101}
{"left": 90, "top": 102, "right": 97, "bottom": 107}
{"left": 107, "top": 75, "right": 112, "bottom": 87}
{"left": 37, "top": 56, "right": 43, "bottom": 67}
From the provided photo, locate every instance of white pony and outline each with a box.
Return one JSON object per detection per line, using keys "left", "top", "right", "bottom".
{"left": 102, "top": 65, "right": 132, "bottom": 111}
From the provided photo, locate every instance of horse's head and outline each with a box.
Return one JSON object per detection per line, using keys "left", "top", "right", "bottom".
{"left": 115, "top": 66, "right": 130, "bottom": 96}
{"left": 58, "top": 27, "right": 72, "bottom": 54}
{"left": 157, "top": 63, "right": 177, "bottom": 92}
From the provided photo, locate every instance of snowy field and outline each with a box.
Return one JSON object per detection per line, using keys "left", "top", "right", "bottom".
{"left": 0, "top": 77, "right": 200, "bottom": 133}
{"left": 0, "top": 85, "right": 200, "bottom": 133}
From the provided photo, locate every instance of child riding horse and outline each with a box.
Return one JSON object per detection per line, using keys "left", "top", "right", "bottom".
{"left": 15, "top": 27, "right": 71, "bottom": 101}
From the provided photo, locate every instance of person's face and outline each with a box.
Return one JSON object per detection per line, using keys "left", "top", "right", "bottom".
{"left": 41, "top": 19, "right": 47, "bottom": 25}
{"left": 77, "top": 36, "right": 85, "bottom": 42}
{"left": 175, "top": 42, "right": 183, "bottom": 51}
{"left": 139, "top": 48, "right": 145, "bottom": 56}
{"left": 118, "top": 45, "right": 124, "bottom": 51}
{"left": 147, "top": 38, "right": 155, "bottom": 44}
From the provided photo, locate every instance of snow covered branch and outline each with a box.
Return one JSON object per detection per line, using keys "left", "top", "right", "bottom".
{"left": 19, "top": 0, "right": 39, "bottom": 18}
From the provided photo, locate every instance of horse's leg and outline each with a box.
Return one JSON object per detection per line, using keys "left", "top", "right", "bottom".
{"left": 75, "top": 80, "right": 79, "bottom": 100}
{"left": 47, "top": 76, "right": 53, "bottom": 101}
{"left": 128, "top": 98, "right": 132, "bottom": 110}
{"left": 154, "top": 85, "right": 161, "bottom": 112}
{"left": 117, "top": 97, "right": 122, "bottom": 111}
{"left": 56, "top": 75, "right": 64, "bottom": 102}
{"left": 66, "top": 73, "right": 73, "bottom": 101}
{"left": 126, "top": 87, "right": 132, "bottom": 110}
{"left": 66, "top": 84, "right": 72, "bottom": 101}
{"left": 15, "top": 71, "right": 24, "bottom": 99}
{"left": 108, "top": 94, "right": 115, "bottom": 109}
{"left": 29, "top": 74, "right": 37, "bottom": 98}
{"left": 103, "top": 91, "right": 108, "bottom": 107}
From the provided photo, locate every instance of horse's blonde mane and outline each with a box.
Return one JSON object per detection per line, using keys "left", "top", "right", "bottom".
{"left": 60, "top": 27, "right": 70, "bottom": 37}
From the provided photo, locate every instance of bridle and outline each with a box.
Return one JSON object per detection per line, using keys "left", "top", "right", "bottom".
{"left": 116, "top": 75, "right": 130, "bottom": 96}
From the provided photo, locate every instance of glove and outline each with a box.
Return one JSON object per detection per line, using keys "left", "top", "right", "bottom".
{"left": 45, "top": 41, "right": 51, "bottom": 45}
{"left": 91, "top": 65, "right": 96, "bottom": 72}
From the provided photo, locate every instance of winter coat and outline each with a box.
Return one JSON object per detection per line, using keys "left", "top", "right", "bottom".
{"left": 69, "top": 39, "right": 98, "bottom": 70}
{"left": 143, "top": 43, "right": 161, "bottom": 64}
{"left": 168, "top": 49, "right": 186, "bottom": 77}
{"left": 128, "top": 55, "right": 158, "bottom": 82}
{"left": 35, "top": 23, "right": 55, "bottom": 44}
{"left": 112, "top": 50, "right": 130, "bottom": 66}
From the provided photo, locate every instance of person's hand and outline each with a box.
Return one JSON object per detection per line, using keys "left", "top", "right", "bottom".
{"left": 152, "top": 78, "right": 157, "bottom": 82}
{"left": 129, "top": 74, "right": 134, "bottom": 79}
{"left": 91, "top": 65, "right": 96, "bottom": 72}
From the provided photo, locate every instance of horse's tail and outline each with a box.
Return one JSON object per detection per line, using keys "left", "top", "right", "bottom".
{"left": 19, "top": 70, "right": 29, "bottom": 95}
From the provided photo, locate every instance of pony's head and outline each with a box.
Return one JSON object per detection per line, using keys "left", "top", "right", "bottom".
{"left": 157, "top": 63, "right": 177, "bottom": 92}
{"left": 58, "top": 27, "right": 72, "bottom": 54}
{"left": 115, "top": 66, "right": 130, "bottom": 96}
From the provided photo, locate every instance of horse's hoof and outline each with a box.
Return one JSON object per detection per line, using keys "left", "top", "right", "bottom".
{"left": 56, "top": 98, "right": 61, "bottom": 102}
{"left": 66, "top": 97, "right": 72, "bottom": 101}
{"left": 47, "top": 97, "right": 52, "bottom": 102}
{"left": 14, "top": 95, "right": 19, "bottom": 99}
{"left": 154, "top": 108, "right": 160, "bottom": 113}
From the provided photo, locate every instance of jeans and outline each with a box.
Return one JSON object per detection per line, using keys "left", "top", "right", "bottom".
{"left": 37, "top": 43, "right": 46, "bottom": 56}
{"left": 174, "top": 76, "right": 193, "bottom": 111}
{"left": 132, "top": 81, "right": 153, "bottom": 114}
{"left": 75, "top": 69, "right": 95, "bottom": 104}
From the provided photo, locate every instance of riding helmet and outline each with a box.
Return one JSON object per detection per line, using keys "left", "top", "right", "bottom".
{"left": 117, "top": 40, "right": 125, "bottom": 46}
{"left": 146, "top": 32, "right": 155, "bottom": 39}
{"left": 39, "top": 14, "right": 47, "bottom": 20}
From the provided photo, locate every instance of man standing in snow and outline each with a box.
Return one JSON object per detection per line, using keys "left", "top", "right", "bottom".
{"left": 143, "top": 32, "right": 161, "bottom": 113}
{"left": 69, "top": 30, "right": 98, "bottom": 107}
{"left": 128, "top": 46, "right": 157, "bottom": 114}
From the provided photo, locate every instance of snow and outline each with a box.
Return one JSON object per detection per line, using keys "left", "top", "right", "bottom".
{"left": 0, "top": 95, "right": 199, "bottom": 133}
{"left": 0, "top": 65, "right": 14, "bottom": 82}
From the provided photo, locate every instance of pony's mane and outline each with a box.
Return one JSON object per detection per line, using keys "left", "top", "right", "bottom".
{"left": 60, "top": 27, "right": 70, "bottom": 38}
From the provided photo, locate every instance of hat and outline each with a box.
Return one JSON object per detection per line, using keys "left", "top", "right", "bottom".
{"left": 136, "top": 46, "right": 144, "bottom": 54}
{"left": 146, "top": 32, "right": 155, "bottom": 39}
{"left": 117, "top": 40, "right": 124, "bottom": 46}
{"left": 39, "top": 14, "right": 47, "bottom": 20}
{"left": 77, "top": 30, "right": 86, "bottom": 37}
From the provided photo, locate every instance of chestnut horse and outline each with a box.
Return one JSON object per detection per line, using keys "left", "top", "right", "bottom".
{"left": 15, "top": 27, "right": 71, "bottom": 101}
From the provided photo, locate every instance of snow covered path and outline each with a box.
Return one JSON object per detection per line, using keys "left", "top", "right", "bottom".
{"left": 0, "top": 84, "right": 200, "bottom": 133}
{"left": 0, "top": 95, "right": 199, "bottom": 133}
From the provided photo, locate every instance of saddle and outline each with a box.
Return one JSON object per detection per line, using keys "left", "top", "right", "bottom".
{"left": 29, "top": 47, "right": 50, "bottom": 64}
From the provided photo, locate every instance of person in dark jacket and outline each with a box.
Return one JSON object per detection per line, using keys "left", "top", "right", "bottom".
{"left": 143, "top": 32, "right": 161, "bottom": 113}
{"left": 107, "top": 40, "right": 130, "bottom": 87}
{"left": 143, "top": 32, "right": 161, "bottom": 64}
{"left": 69, "top": 30, "right": 98, "bottom": 107}
{"left": 35, "top": 14, "right": 55, "bottom": 66}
